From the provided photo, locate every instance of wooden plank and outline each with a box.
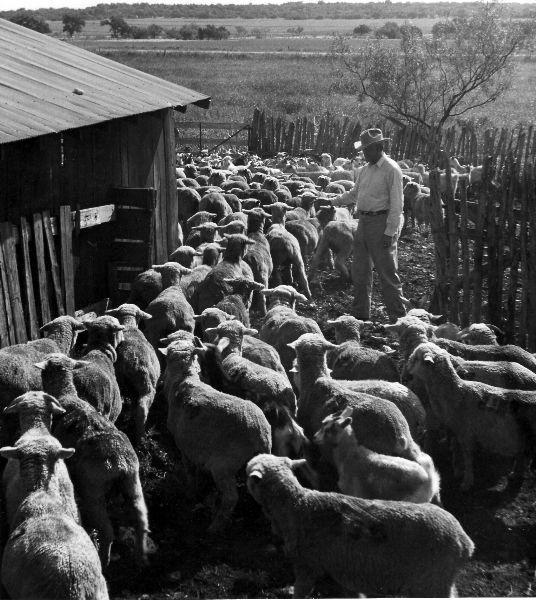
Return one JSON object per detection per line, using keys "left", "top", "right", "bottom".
{"left": 59, "top": 206, "right": 75, "bottom": 315}
{"left": 164, "top": 109, "right": 179, "bottom": 257}
{"left": 0, "top": 239, "right": 14, "bottom": 346}
{"left": 42, "top": 210, "right": 65, "bottom": 316}
{"left": 20, "top": 217, "right": 39, "bottom": 339}
{"left": 178, "top": 121, "right": 249, "bottom": 130}
{"left": 32, "top": 213, "right": 51, "bottom": 325}
{"left": 0, "top": 222, "right": 27, "bottom": 343}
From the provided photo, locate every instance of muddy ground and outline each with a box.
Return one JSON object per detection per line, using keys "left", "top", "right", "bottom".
{"left": 108, "top": 230, "right": 536, "bottom": 599}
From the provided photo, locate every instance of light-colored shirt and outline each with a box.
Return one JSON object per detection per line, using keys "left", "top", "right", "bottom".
{"left": 331, "top": 153, "right": 404, "bottom": 237}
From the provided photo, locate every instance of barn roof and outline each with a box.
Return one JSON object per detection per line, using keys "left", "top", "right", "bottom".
{"left": 0, "top": 18, "right": 211, "bottom": 145}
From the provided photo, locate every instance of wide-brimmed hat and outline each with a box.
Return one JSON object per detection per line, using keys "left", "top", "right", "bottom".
{"left": 354, "top": 128, "right": 390, "bottom": 150}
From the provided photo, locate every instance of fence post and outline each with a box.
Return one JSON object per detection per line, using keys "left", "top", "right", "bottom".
{"left": 428, "top": 169, "right": 449, "bottom": 315}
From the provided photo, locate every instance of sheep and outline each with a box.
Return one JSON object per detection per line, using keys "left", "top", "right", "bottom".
{"left": 326, "top": 315, "right": 400, "bottom": 382}
{"left": 403, "top": 181, "right": 430, "bottom": 229}
{"left": 105, "top": 304, "right": 161, "bottom": 443}
{"left": 315, "top": 204, "right": 352, "bottom": 229}
{"left": 2, "top": 391, "right": 80, "bottom": 531}
{"left": 214, "top": 277, "right": 265, "bottom": 327}
{"left": 246, "top": 454, "right": 474, "bottom": 598}
{"left": 185, "top": 221, "right": 219, "bottom": 249}
{"left": 196, "top": 233, "right": 255, "bottom": 314}
{"left": 265, "top": 202, "right": 312, "bottom": 299}
{"left": 243, "top": 207, "right": 273, "bottom": 315}
{"left": 309, "top": 219, "right": 357, "bottom": 282}
{"left": 199, "top": 191, "right": 233, "bottom": 222}
{"left": 72, "top": 316, "right": 125, "bottom": 422}
{"left": 127, "top": 268, "right": 162, "bottom": 309}
{"left": 144, "top": 262, "right": 195, "bottom": 349}
{"left": 406, "top": 342, "right": 536, "bottom": 489}
{"left": 458, "top": 323, "right": 500, "bottom": 345}
{"left": 168, "top": 245, "right": 203, "bottom": 268}
{"left": 0, "top": 316, "right": 85, "bottom": 444}
{"left": 194, "top": 308, "right": 287, "bottom": 377}
{"left": 180, "top": 242, "right": 224, "bottom": 304}
{"left": 0, "top": 436, "right": 109, "bottom": 600}
{"left": 218, "top": 211, "right": 248, "bottom": 228}
{"left": 285, "top": 218, "right": 319, "bottom": 266}
{"left": 314, "top": 408, "right": 440, "bottom": 503}
{"left": 259, "top": 285, "right": 321, "bottom": 372}
{"left": 160, "top": 339, "right": 271, "bottom": 532}
{"left": 288, "top": 333, "right": 425, "bottom": 448}
{"left": 185, "top": 210, "right": 218, "bottom": 232}
{"left": 36, "top": 353, "right": 150, "bottom": 567}
{"left": 415, "top": 164, "right": 460, "bottom": 196}
{"left": 177, "top": 187, "right": 202, "bottom": 227}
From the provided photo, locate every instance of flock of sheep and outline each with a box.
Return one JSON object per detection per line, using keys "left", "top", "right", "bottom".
{"left": 0, "top": 148, "right": 530, "bottom": 599}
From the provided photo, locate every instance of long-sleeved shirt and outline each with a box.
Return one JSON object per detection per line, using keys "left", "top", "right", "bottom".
{"left": 331, "top": 153, "right": 404, "bottom": 237}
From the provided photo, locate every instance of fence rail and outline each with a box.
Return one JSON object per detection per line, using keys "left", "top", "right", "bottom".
{"left": 176, "top": 120, "right": 250, "bottom": 153}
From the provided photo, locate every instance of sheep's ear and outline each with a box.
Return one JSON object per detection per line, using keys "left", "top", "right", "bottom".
{"left": 193, "top": 336, "right": 205, "bottom": 349}
{"left": 4, "top": 402, "right": 21, "bottom": 414}
{"left": 245, "top": 239, "right": 255, "bottom": 245}
{"left": 292, "top": 292, "right": 309, "bottom": 303}
{"left": 288, "top": 366, "right": 298, "bottom": 373}
{"left": 139, "top": 311, "right": 152, "bottom": 320}
{"left": 113, "top": 324, "right": 125, "bottom": 332}
{"left": 49, "top": 400, "right": 66, "bottom": 416}
{"left": 248, "top": 469, "right": 263, "bottom": 481}
{"left": 193, "top": 251, "right": 203, "bottom": 257}
{"left": 193, "top": 314, "right": 203, "bottom": 322}
{"left": 74, "top": 360, "right": 90, "bottom": 369}
{"left": 429, "top": 313, "right": 443, "bottom": 324}
{"left": 383, "top": 347, "right": 397, "bottom": 356}
{"left": 216, "top": 337, "right": 230, "bottom": 353}
{"left": 34, "top": 360, "right": 47, "bottom": 370}
{"left": 159, "top": 347, "right": 169, "bottom": 356}
{"left": 423, "top": 353, "right": 435, "bottom": 364}
{"left": 0, "top": 447, "right": 20, "bottom": 460}
{"left": 224, "top": 313, "right": 237, "bottom": 320}
{"left": 321, "top": 340, "right": 339, "bottom": 350}
{"left": 340, "top": 406, "right": 353, "bottom": 419}
{"left": 180, "top": 267, "right": 192, "bottom": 275}
{"left": 260, "top": 289, "right": 272, "bottom": 296}
{"left": 383, "top": 324, "right": 399, "bottom": 335}
{"left": 326, "top": 319, "right": 337, "bottom": 325}
{"left": 340, "top": 417, "right": 353, "bottom": 428}
{"left": 204, "top": 326, "right": 218, "bottom": 336}
{"left": 105, "top": 308, "right": 119, "bottom": 317}
{"left": 290, "top": 458, "right": 307, "bottom": 471}
{"left": 74, "top": 320, "right": 87, "bottom": 331}
{"left": 57, "top": 448, "right": 75, "bottom": 460}
{"left": 244, "top": 328, "right": 258, "bottom": 336}
{"left": 287, "top": 340, "right": 298, "bottom": 350}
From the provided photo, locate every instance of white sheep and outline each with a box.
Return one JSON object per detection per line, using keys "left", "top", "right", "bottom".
{"left": 246, "top": 454, "right": 474, "bottom": 598}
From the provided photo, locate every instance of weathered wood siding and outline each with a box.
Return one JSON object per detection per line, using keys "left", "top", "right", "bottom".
{"left": 0, "top": 108, "right": 177, "bottom": 308}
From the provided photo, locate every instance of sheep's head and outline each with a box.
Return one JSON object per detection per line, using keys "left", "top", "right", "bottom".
{"left": 261, "top": 176, "right": 279, "bottom": 192}
{"left": 152, "top": 262, "right": 192, "bottom": 287}
{"left": 204, "top": 319, "right": 257, "bottom": 357}
{"left": 168, "top": 245, "right": 203, "bottom": 268}
{"left": 159, "top": 329, "right": 195, "bottom": 347}
{"left": 262, "top": 401, "right": 308, "bottom": 460}
{"left": 222, "top": 233, "right": 255, "bottom": 260}
{"left": 403, "top": 181, "right": 421, "bottom": 201}
{"left": 105, "top": 303, "right": 151, "bottom": 327}
{"left": 193, "top": 308, "right": 236, "bottom": 342}
{"left": 265, "top": 202, "right": 293, "bottom": 225}
{"left": 208, "top": 171, "right": 226, "bottom": 187}
{"left": 242, "top": 199, "right": 262, "bottom": 210}
{"left": 216, "top": 220, "right": 246, "bottom": 235}
{"left": 83, "top": 315, "right": 125, "bottom": 351}
{"left": 458, "top": 323, "right": 500, "bottom": 346}
{"left": 261, "top": 285, "right": 308, "bottom": 309}
{"left": 159, "top": 337, "right": 206, "bottom": 380}
{"left": 223, "top": 277, "right": 264, "bottom": 301}
{"left": 246, "top": 454, "right": 307, "bottom": 501}
{"left": 313, "top": 407, "right": 353, "bottom": 447}
{"left": 326, "top": 315, "right": 368, "bottom": 344}
{"left": 4, "top": 391, "right": 66, "bottom": 425}
{"left": 243, "top": 207, "right": 271, "bottom": 221}
{"left": 186, "top": 211, "right": 217, "bottom": 228}
{"left": 183, "top": 164, "right": 197, "bottom": 179}
{"left": 40, "top": 316, "right": 86, "bottom": 351}
{"left": 406, "top": 308, "right": 443, "bottom": 324}
{"left": 405, "top": 342, "right": 448, "bottom": 382}
{"left": 287, "top": 333, "right": 338, "bottom": 362}
{"left": 299, "top": 192, "right": 317, "bottom": 210}
{"left": 434, "top": 322, "right": 461, "bottom": 341}
{"left": 191, "top": 222, "right": 219, "bottom": 243}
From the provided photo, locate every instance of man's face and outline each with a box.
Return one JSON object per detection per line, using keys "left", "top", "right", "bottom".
{"left": 363, "top": 142, "right": 383, "bottom": 164}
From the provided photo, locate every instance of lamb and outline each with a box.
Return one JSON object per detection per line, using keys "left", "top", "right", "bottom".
{"left": 309, "top": 219, "right": 357, "bottom": 281}
{"left": 105, "top": 304, "right": 161, "bottom": 442}
{"left": 127, "top": 268, "right": 162, "bottom": 309}
{"left": 185, "top": 210, "right": 217, "bottom": 232}
{"left": 180, "top": 242, "right": 223, "bottom": 304}
{"left": 194, "top": 308, "right": 287, "bottom": 377}
{"left": 264, "top": 202, "right": 312, "bottom": 299}
{"left": 259, "top": 285, "right": 321, "bottom": 372}
{"left": 214, "top": 277, "right": 265, "bottom": 326}
{"left": 2, "top": 391, "right": 80, "bottom": 531}
{"left": 314, "top": 408, "right": 440, "bottom": 503}
{"left": 326, "top": 315, "right": 400, "bottom": 382}
{"left": 168, "top": 245, "right": 203, "bottom": 268}
{"left": 160, "top": 338, "right": 271, "bottom": 532}
{"left": 315, "top": 204, "right": 352, "bottom": 229}
{"left": 0, "top": 436, "right": 109, "bottom": 600}
{"left": 415, "top": 164, "right": 460, "bottom": 196}
{"left": 289, "top": 333, "right": 425, "bottom": 447}
{"left": 406, "top": 342, "right": 536, "bottom": 489}
{"left": 72, "top": 316, "right": 125, "bottom": 422}
{"left": 185, "top": 221, "right": 219, "bottom": 249}
{"left": 144, "top": 262, "right": 195, "bottom": 349}
{"left": 177, "top": 187, "right": 201, "bottom": 227}
{"left": 403, "top": 181, "right": 430, "bottom": 229}
{"left": 285, "top": 217, "right": 319, "bottom": 266}
{"left": 36, "top": 354, "right": 150, "bottom": 566}
{"left": 216, "top": 219, "right": 247, "bottom": 236}
{"left": 458, "top": 323, "right": 500, "bottom": 345}
{"left": 196, "top": 233, "right": 255, "bottom": 314}
{"left": 246, "top": 454, "right": 473, "bottom": 598}
{"left": 243, "top": 207, "right": 273, "bottom": 315}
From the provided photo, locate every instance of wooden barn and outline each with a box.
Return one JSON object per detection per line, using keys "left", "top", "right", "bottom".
{"left": 0, "top": 18, "right": 210, "bottom": 346}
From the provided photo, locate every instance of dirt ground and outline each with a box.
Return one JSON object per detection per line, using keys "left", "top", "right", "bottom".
{"left": 107, "top": 230, "right": 536, "bottom": 599}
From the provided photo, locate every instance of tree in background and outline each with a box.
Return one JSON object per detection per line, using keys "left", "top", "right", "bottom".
{"left": 235, "top": 25, "right": 248, "bottom": 38}
{"left": 10, "top": 13, "right": 51, "bottom": 34}
{"left": 353, "top": 24, "right": 371, "bottom": 36}
{"left": 198, "top": 25, "right": 230, "bottom": 40}
{"left": 100, "top": 15, "right": 131, "bottom": 39}
{"left": 146, "top": 24, "right": 164, "bottom": 38}
{"left": 333, "top": 2, "right": 535, "bottom": 132}
{"left": 400, "top": 23, "right": 422, "bottom": 40}
{"left": 62, "top": 13, "right": 85, "bottom": 37}
{"left": 375, "top": 21, "right": 401, "bottom": 39}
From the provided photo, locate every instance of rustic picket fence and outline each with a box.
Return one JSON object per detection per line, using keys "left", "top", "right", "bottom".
{"left": 249, "top": 109, "right": 536, "bottom": 349}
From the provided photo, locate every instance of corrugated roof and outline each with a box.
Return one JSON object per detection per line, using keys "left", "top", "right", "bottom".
{"left": 0, "top": 18, "right": 211, "bottom": 144}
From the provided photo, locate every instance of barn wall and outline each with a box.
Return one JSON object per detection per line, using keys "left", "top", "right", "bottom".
{"left": 0, "top": 108, "right": 177, "bottom": 309}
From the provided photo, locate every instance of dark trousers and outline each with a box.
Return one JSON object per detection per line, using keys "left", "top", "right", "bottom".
{"left": 350, "top": 213, "right": 406, "bottom": 322}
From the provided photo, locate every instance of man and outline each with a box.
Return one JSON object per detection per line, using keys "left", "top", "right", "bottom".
{"left": 330, "top": 128, "right": 407, "bottom": 323}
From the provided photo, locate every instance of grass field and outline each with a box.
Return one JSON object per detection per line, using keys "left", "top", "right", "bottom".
{"left": 88, "top": 45, "right": 536, "bottom": 129}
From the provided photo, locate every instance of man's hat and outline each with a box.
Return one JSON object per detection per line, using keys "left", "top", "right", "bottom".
{"left": 354, "top": 128, "right": 390, "bottom": 150}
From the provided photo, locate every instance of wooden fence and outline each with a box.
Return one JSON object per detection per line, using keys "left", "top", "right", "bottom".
{"left": 176, "top": 120, "right": 251, "bottom": 154}
{"left": 249, "top": 110, "right": 536, "bottom": 349}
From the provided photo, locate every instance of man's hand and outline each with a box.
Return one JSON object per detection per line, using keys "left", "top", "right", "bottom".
{"left": 382, "top": 234, "right": 393, "bottom": 248}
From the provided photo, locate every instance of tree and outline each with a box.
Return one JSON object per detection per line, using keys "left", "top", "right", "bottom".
{"left": 10, "top": 13, "right": 51, "bottom": 34}
{"left": 100, "top": 15, "right": 131, "bottom": 39}
{"left": 146, "top": 24, "right": 164, "bottom": 38}
{"left": 375, "top": 21, "right": 401, "bottom": 39}
{"left": 353, "top": 24, "right": 371, "bottom": 36}
{"left": 431, "top": 19, "right": 457, "bottom": 39}
{"left": 333, "top": 2, "right": 535, "bottom": 132}
{"left": 62, "top": 13, "right": 85, "bottom": 37}
{"left": 400, "top": 23, "right": 422, "bottom": 40}
{"left": 235, "top": 25, "right": 248, "bottom": 37}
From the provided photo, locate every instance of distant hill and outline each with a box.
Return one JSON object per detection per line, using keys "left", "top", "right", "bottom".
{"left": 1, "top": 2, "right": 535, "bottom": 22}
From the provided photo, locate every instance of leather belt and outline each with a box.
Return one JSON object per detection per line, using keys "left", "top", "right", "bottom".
{"left": 358, "top": 209, "right": 388, "bottom": 216}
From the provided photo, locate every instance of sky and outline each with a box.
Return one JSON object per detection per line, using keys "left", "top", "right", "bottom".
{"left": 6, "top": 0, "right": 534, "bottom": 11}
